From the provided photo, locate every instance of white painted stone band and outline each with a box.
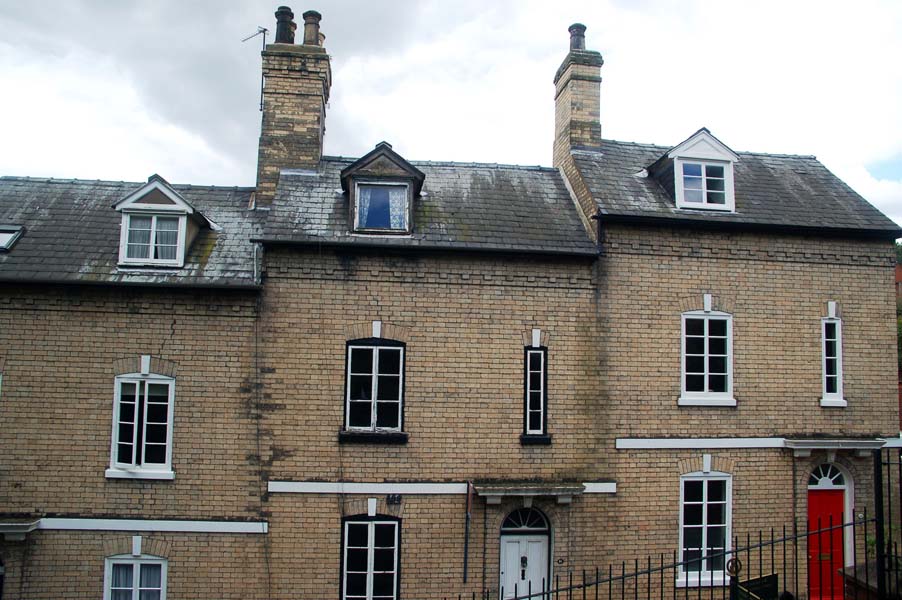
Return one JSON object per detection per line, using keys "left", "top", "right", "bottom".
{"left": 268, "top": 481, "right": 617, "bottom": 494}
{"left": 38, "top": 518, "right": 268, "bottom": 534}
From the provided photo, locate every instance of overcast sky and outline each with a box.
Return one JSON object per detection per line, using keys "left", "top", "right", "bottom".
{"left": 1, "top": 0, "right": 900, "bottom": 225}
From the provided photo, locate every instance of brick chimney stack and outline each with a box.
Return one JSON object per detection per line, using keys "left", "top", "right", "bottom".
{"left": 552, "top": 23, "right": 603, "bottom": 169}
{"left": 255, "top": 7, "right": 331, "bottom": 205}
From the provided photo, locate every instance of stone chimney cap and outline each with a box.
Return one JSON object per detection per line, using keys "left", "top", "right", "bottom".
{"left": 274, "top": 6, "right": 296, "bottom": 44}
{"left": 569, "top": 23, "right": 587, "bottom": 50}
{"left": 302, "top": 9, "right": 323, "bottom": 46}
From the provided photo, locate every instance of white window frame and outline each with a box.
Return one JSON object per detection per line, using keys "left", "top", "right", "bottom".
{"left": 342, "top": 518, "right": 400, "bottom": 600}
{"left": 0, "top": 225, "right": 23, "bottom": 251}
{"left": 353, "top": 181, "right": 410, "bottom": 233}
{"left": 103, "top": 555, "right": 167, "bottom": 600}
{"left": 680, "top": 310, "right": 735, "bottom": 406}
{"left": 106, "top": 373, "right": 176, "bottom": 480}
{"left": 524, "top": 347, "right": 547, "bottom": 435}
{"left": 345, "top": 342, "right": 405, "bottom": 433}
{"left": 821, "top": 310, "right": 846, "bottom": 407}
{"left": 674, "top": 158, "right": 735, "bottom": 212}
{"left": 118, "top": 212, "right": 187, "bottom": 268}
{"left": 677, "top": 472, "right": 732, "bottom": 588}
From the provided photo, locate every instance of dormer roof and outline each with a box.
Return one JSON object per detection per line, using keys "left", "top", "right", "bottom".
{"left": 339, "top": 142, "right": 426, "bottom": 196}
{"left": 113, "top": 174, "right": 211, "bottom": 228}
{"left": 666, "top": 128, "right": 740, "bottom": 163}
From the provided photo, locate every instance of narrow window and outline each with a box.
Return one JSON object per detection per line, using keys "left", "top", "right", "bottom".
{"left": 108, "top": 375, "right": 175, "bottom": 478}
{"left": 346, "top": 340, "right": 405, "bottom": 432}
{"left": 679, "top": 474, "right": 731, "bottom": 586}
{"left": 821, "top": 310, "right": 845, "bottom": 406}
{"left": 104, "top": 556, "right": 167, "bottom": 600}
{"left": 680, "top": 311, "right": 734, "bottom": 406}
{"left": 524, "top": 347, "right": 547, "bottom": 436}
{"left": 355, "top": 183, "right": 409, "bottom": 232}
{"left": 342, "top": 518, "right": 399, "bottom": 600}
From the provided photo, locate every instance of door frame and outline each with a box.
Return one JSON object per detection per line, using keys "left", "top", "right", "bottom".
{"left": 498, "top": 508, "right": 552, "bottom": 598}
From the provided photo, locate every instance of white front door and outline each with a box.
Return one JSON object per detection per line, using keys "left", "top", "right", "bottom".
{"left": 500, "top": 534, "right": 549, "bottom": 599}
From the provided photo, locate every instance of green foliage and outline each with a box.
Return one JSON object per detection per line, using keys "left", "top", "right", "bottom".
{"left": 896, "top": 241, "right": 902, "bottom": 264}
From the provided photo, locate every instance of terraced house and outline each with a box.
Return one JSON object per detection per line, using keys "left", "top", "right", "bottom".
{"left": 1, "top": 6, "right": 899, "bottom": 600}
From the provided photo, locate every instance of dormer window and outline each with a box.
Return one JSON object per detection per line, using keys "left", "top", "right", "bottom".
{"left": 659, "top": 128, "right": 739, "bottom": 213}
{"left": 355, "top": 182, "right": 409, "bottom": 232}
{"left": 676, "top": 160, "right": 732, "bottom": 210}
{"left": 114, "top": 174, "right": 210, "bottom": 268}
{"left": 340, "top": 141, "right": 425, "bottom": 236}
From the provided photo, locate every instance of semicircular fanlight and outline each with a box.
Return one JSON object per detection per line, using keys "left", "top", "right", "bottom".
{"left": 808, "top": 463, "right": 845, "bottom": 488}
{"left": 501, "top": 508, "right": 550, "bottom": 532}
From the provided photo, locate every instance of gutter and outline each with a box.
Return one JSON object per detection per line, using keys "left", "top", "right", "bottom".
{"left": 252, "top": 238, "right": 600, "bottom": 258}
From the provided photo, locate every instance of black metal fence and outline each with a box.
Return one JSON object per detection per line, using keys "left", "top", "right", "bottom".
{"left": 445, "top": 448, "right": 902, "bottom": 600}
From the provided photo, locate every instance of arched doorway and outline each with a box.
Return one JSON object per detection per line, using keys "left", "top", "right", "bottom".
{"left": 807, "top": 463, "right": 852, "bottom": 600}
{"left": 499, "top": 508, "right": 550, "bottom": 599}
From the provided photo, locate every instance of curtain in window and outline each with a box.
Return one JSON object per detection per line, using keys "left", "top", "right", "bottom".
{"left": 358, "top": 186, "right": 372, "bottom": 227}
{"left": 140, "top": 564, "right": 162, "bottom": 600}
{"left": 388, "top": 187, "right": 406, "bottom": 229}
{"left": 127, "top": 216, "right": 153, "bottom": 259}
{"left": 154, "top": 218, "right": 179, "bottom": 261}
{"left": 111, "top": 564, "right": 133, "bottom": 600}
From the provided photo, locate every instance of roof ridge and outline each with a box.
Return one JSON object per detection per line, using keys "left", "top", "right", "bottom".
{"left": 0, "top": 176, "right": 255, "bottom": 191}
{"left": 321, "top": 156, "right": 556, "bottom": 172}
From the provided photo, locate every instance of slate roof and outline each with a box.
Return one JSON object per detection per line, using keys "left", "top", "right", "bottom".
{"left": 0, "top": 177, "right": 264, "bottom": 288}
{"left": 575, "top": 139, "right": 900, "bottom": 237}
{"left": 260, "top": 158, "right": 598, "bottom": 256}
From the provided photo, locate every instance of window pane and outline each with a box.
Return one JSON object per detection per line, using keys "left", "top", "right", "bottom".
{"left": 147, "top": 383, "right": 168, "bottom": 401}
{"left": 112, "top": 563, "right": 133, "bottom": 588}
{"left": 374, "top": 523, "right": 396, "bottom": 547}
{"left": 686, "top": 338, "right": 705, "bottom": 355}
{"left": 825, "top": 340, "right": 837, "bottom": 357}
{"left": 348, "top": 402, "right": 372, "bottom": 428}
{"left": 349, "top": 375, "right": 372, "bottom": 400}
{"left": 375, "top": 402, "right": 399, "bottom": 429}
{"left": 707, "top": 503, "right": 725, "bottom": 525}
{"left": 119, "top": 401, "right": 136, "bottom": 423}
{"left": 686, "top": 375, "right": 705, "bottom": 392}
{"left": 826, "top": 377, "right": 837, "bottom": 394}
{"left": 346, "top": 548, "right": 368, "bottom": 572}
{"left": 707, "top": 480, "right": 726, "bottom": 501}
{"left": 529, "top": 372, "right": 542, "bottom": 391}
{"left": 706, "top": 178, "right": 725, "bottom": 192}
{"left": 685, "top": 319, "right": 704, "bottom": 336}
{"left": 529, "top": 411, "right": 542, "bottom": 432}
{"left": 117, "top": 442, "right": 134, "bottom": 464}
{"left": 684, "top": 189, "right": 704, "bottom": 203}
{"left": 684, "top": 481, "right": 703, "bottom": 502}
{"left": 683, "top": 176, "right": 703, "bottom": 190}
{"left": 708, "top": 319, "right": 727, "bottom": 337}
{"left": 707, "top": 191, "right": 726, "bottom": 204}
{"left": 146, "top": 403, "right": 168, "bottom": 424}
{"left": 347, "top": 523, "right": 368, "bottom": 547}
{"left": 140, "top": 564, "right": 161, "bottom": 587}
{"left": 345, "top": 573, "right": 367, "bottom": 597}
{"left": 708, "top": 356, "right": 726, "bottom": 374}
{"left": 143, "top": 444, "right": 166, "bottom": 464}
{"left": 139, "top": 592, "right": 161, "bottom": 600}
{"left": 118, "top": 423, "right": 134, "bottom": 444}
{"left": 378, "top": 349, "right": 401, "bottom": 375}
{"left": 374, "top": 548, "right": 395, "bottom": 571}
{"left": 825, "top": 323, "right": 836, "bottom": 338}
{"left": 685, "top": 356, "right": 705, "bottom": 374}
{"left": 826, "top": 358, "right": 837, "bottom": 376}
{"left": 145, "top": 424, "right": 167, "bottom": 444}
{"left": 682, "top": 549, "right": 702, "bottom": 572}
{"left": 683, "top": 163, "right": 703, "bottom": 177}
{"left": 361, "top": 187, "right": 391, "bottom": 229}
{"left": 708, "top": 338, "right": 727, "bottom": 356}
{"left": 683, "top": 527, "right": 702, "bottom": 549}
{"left": 707, "top": 525, "right": 726, "bottom": 548}
{"left": 372, "top": 573, "right": 395, "bottom": 597}
{"left": 705, "top": 165, "right": 724, "bottom": 178}
{"left": 112, "top": 592, "right": 132, "bottom": 600}
{"left": 156, "top": 217, "right": 178, "bottom": 231}
{"left": 376, "top": 376, "right": 400, "bottom": 400}
{"left": 683, "top": 504, "right": 703, "bottom": 525}
{"left": 350, "top": 348, "right": 373, "bottom": 374}
{"left": 707, "top": 552, "right": 725, "bottom": 572}
{"left": 529, "top": 391, "right": 542, "bottom": 411}
{"left": 529, "top": 352, "right": 542, "bottom": 370}
{"left": 708, "top": 375, "right": 727, "bottom": 393}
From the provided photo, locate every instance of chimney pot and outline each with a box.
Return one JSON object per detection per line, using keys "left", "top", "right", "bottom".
{"left": 274, "top": 6, "right": 296, "bottom": 44}
{"left": 568, "top": 23, "right": 587, "bottom": 50}
{"left": 302, "top": 10, "right": 322, "bottom": 46}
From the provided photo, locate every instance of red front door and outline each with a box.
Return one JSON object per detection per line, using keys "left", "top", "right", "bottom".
{"left": 808, "top": 489, "right": 845, "bottom": 600}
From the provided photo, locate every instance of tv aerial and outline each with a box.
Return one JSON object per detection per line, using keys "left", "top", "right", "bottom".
{"left": 242, "top": 26, "right": 269, "bottom": 111}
